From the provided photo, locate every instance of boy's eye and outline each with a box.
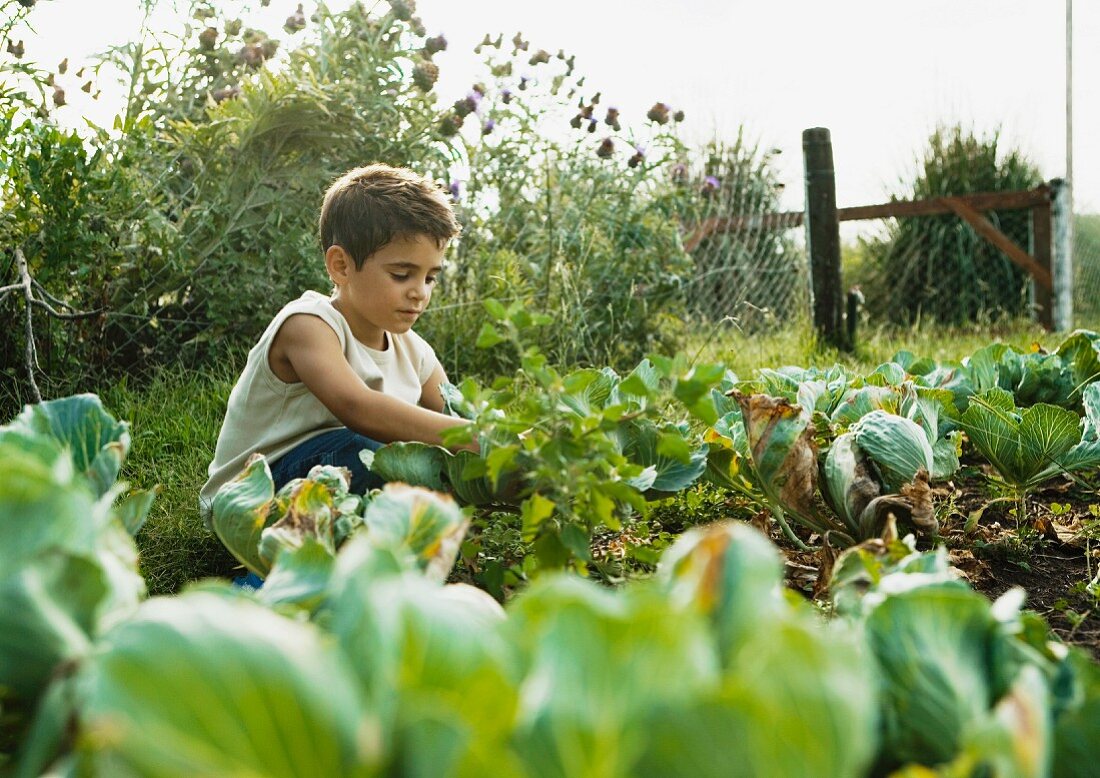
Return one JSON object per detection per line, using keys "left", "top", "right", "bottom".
{"left": 390, "top": 273, "right": 409, "bottom": 281}
{"left": 426, "top": 276, "right": 438, "bottom": 285}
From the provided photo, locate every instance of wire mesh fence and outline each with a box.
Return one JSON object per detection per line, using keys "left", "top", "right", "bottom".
{"left": 846, "top": 208, "right": 1037, "bottom": 327}
{"left": 1073, "top": 215, "right": 1100, "bottom": 328}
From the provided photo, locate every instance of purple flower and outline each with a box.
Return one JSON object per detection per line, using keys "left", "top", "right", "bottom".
{"left": 704, "top": 175, "right": 720, "bottom": 189}
{"left": 448, "top": 180, "right": 463, "bottom": 201}
{"left": 482, "top": 119, "right": 495, "bottom": 135}
{"left": 501, "top": 88, "right": 513, "bottom": 103}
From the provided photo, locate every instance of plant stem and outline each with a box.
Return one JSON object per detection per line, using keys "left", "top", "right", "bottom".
{"left": 772, "top": 505, "right": 812, "bottom": 551}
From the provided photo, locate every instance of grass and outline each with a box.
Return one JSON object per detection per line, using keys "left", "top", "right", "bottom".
{"left": 95, "top": 365, "right": 240, "bottom": 594}
{"left": 689, "top": 315, "right": 1054, "bottom": 375}
{"left": 88, "top": 317, "right": 1065, "bottom": 594}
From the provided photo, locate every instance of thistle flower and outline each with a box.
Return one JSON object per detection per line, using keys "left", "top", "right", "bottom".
{"left": 569, "top": 114, "right": 582, "bottom": 129}
{"left": 413, "top": 60, "right": 439, "bottom": 91}
{"left": 390, "top": 0, "right": 415, "bottom": 21}
{"left": 628, "top": 144, "right": 645, "bottom": 168}
{"left": 424, "top": 34, "right": 447, "bottom": 54}
{"left": 260, "top": 39, "right": 278, "bottom": 59}
{"left": 52, "top": 84, "right": 65, "bottom": 107}
{"left": 7, "top": 39, "right": 24, "bottom": 58}
{"left": 225, "top": 19, "right": 242, "bottom": 36}
{"left": 646, "top": 102, "right": 670, "bottom": 124}
{"left": 565, "top": 54, "right": 575, "bottom": 75}
{"left": 528, "top": 49, "right": 550, "bottom": 66}
{"left": 604, "top": 107, "right": 620, "bottom": 131}
{"left": 212, "top": 85, "right": 241, "bottom": 102}
{"left": 511, "top": 32, "right": 528, "bottom": 52}
{"left": 670, "top": 162, "right": 688, "bottom": 183}
{"left": 453, "top": 95, "right": 478, "bottom": 117}
{"left": 437, "top": 114, "right": 463, "bottom": 137}
{"left": 472, "top": 82, "right": 487, "bottom": 97}
{"left": 198, "top": 26, "right": 218, "bottom": 50}
{"left": 482, "top": 119, "right": 495, "bottom": 136}
{"left": 58, "top": 57, "right": 68, "bottom": 74}
{"left": 702, "top": 175, "right": 720, "bottom": 197}
{"left": 501, "top": 88, "right": 513, "bottom": 104}
{"left": 448, "top": 179, "right": 463, "bottom": 200}
{"left": 80, "top": 80, "right": 92, "bottom": 93}
{"left": 237, "top": 43, "right": 264, "bottom": 68}
{"left": 673, "top": 109, "right": 685, "bottom": 122}
{"left": 596, "top": 138, "right": 614, "bottom": 158}
{"left": 587, "top": 118, "right": 597, "bottom": 133}
{"left": 284, "top": 4, "right": 307, "bottom": 34}
{"left": 518, "top": 75, "right": 530, "bottom": 91}
{"left": 409, "top": 17, "right": 427, "bottom": 36}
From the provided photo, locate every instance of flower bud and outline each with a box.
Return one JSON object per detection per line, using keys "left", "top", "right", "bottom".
{"left": 646, "top": 102, "right": 670, "bottom": 124}
{"left": 424, "top": 34, "right": 447, "bottom": 54}
{"left": 596, "top": 138, "right": 614, "bottom": 158}
{"left": 284, "top": 4, "right": 307, "bottom": 34}
{"left": 198, "top": 26, "right": 218, "bottom": 50}
{"left": 413, "top": 60, "right": 439, "bottom": 91}
{"left": 390, "top": 0, "right": 415, "bottom": 21}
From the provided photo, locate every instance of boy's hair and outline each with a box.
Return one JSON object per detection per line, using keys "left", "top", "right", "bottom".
{"left": 319, "top": 164, "right": 460, "bottom": 268}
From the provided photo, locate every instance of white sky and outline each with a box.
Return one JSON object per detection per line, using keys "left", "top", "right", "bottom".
{"left": 18, "top": 0, "right": 1098, "bottom": 214}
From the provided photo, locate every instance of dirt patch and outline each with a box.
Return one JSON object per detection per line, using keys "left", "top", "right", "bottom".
{"left": 767, "top": 475, "right": 1100, "bottom": 659}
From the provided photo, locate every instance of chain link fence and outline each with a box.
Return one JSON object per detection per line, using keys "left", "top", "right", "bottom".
{"left": 1073, "top": 215, "right": 1100, "bottom": 329}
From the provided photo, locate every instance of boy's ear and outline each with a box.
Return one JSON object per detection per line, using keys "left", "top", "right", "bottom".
{"left": 325, "top": 245, "right": 353, "bottom": 284}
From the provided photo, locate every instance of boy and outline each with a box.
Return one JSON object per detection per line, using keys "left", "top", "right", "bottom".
{"left": 199, "top": 164, "right": 468, "bottom": 521}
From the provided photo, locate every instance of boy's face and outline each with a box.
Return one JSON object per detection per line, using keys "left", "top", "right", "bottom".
{"left": 327, "top": 233, "right": 445, "bottom": 350}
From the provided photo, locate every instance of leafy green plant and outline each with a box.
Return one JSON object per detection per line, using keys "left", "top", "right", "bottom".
{"left": 6, "top": 392, "right": 1100, "bottom": 777}
{"left": 958, "top": 384, "right": 1100, "bottom": 524}
{"left": 829, "top": 539, "right": 1098, "bottom": 776}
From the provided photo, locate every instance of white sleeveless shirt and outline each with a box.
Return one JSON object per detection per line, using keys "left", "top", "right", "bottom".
{"left": 199, "top": 290, "right": 440, "bottom": 519}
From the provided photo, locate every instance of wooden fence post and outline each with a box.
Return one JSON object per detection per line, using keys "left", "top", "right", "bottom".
{"left": 802, "top": 128, "right": 846, "bottom": 349}
{"left": 1050, "top": 178, "right": 1074, "bottom": 331}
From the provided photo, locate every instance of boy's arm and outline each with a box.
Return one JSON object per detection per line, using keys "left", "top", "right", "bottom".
{"left": 276, "top": 314, "right": 467, "bottom": 446}
{"left": 419, "top": 362, "right": 448, "bottom": 413}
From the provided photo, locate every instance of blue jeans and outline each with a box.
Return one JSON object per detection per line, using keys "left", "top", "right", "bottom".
{"left": 269, "top": 428, "right": 386, "bottom": 495}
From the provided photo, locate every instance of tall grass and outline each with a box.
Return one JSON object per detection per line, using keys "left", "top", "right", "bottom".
{"left": 95, "top": 364, "right": 240, "bottom": 594}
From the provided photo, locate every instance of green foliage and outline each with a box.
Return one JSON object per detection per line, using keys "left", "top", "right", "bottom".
{"left": 0, "top": 395, "right": 145, "bottom": 761}
{"left": 368, "top": 313, "right": 716, "bottom": 576}
{"left": 0, "top": 0, "right": 453, "bottom": 402}
{"left": 858, "top": 125, "right": 1044, "bottom": 325}
{"left": 6, "top": 391, "right": 1100, "bottom": 776}
{"left": 416, "top": 33, "right": 695, "bottom": 377}
{"left": 830, "top": 541, "right": 1095, "bottom": 775}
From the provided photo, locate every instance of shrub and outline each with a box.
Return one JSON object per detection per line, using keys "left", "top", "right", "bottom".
{"left": 859, "top": 125, "right": 1043, "bottom": 325}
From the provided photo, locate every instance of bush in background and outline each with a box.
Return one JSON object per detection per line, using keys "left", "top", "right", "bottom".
{"left": 857, "top": 125, "right": 1042, "bottom": 326}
